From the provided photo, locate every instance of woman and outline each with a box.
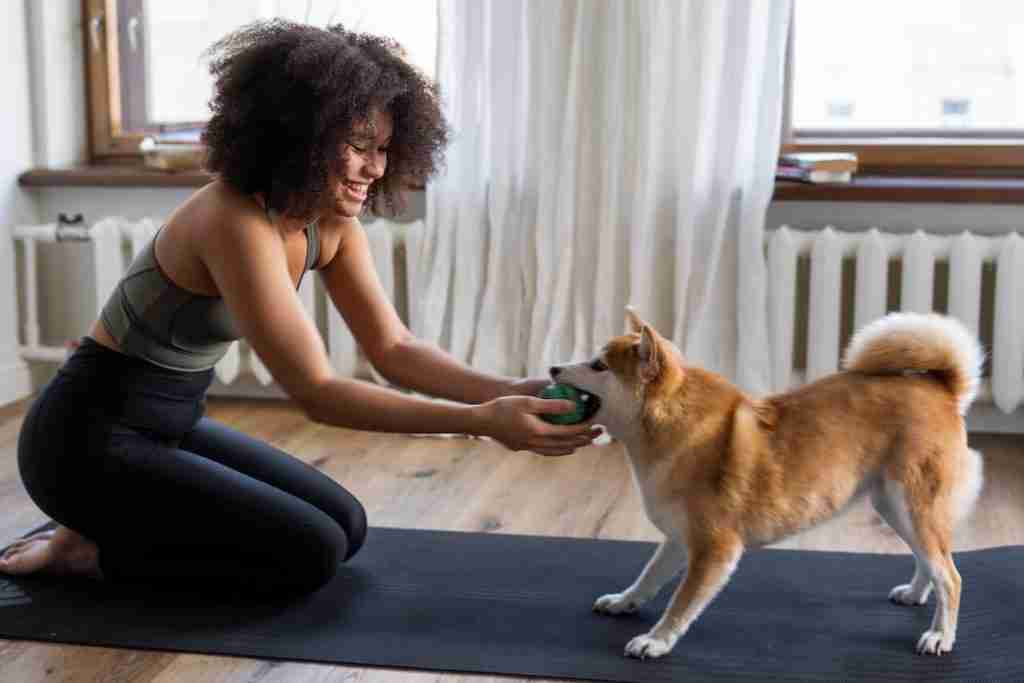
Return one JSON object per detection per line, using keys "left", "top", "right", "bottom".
{"left": 0, "top": 21, "right": 597, "bottom": 596}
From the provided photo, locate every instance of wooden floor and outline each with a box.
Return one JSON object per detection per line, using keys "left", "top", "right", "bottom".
{"left": 1, "top": 395, "right": 1022, "bottom": 682}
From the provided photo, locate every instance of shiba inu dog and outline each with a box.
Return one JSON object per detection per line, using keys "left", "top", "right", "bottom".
{"left": 551, "top": 307, "right": 984, "bottom": 659}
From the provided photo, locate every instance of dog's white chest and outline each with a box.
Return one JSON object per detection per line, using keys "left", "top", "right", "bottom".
{"left": 626, "top": 449, "right": 687, "bottom": 538}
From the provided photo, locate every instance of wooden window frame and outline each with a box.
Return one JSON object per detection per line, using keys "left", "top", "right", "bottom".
{"left": 84, "top": 0, "right": 143, "bottom": 161}
{"left": 81, "top": 0, "right": 1024, "bottom": 178}
{"left": 84, "top": 0, "right": 203, "bottom": 162}
{"left": 781, "top": 5, "right": 1024, "bottom": 178}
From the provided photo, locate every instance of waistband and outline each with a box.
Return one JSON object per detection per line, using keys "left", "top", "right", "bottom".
{"left": 59, "top": 336, "right": 215, "bottom": 399}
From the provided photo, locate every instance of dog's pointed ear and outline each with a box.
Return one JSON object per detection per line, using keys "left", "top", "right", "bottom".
{"left": 625, "top": 305, "right": 645, "bottom": 334}
{"left": 638, "top": 324, "right": 662, "bottom": 383}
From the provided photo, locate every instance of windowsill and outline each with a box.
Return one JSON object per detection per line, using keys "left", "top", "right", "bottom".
{"left": 17, "top": 164, "right": 428, "bottom": 193}
{"left": 18, "top": 165, "right": 1024, "bottom": 204}
{"left": 18, "top": 164, "right": 214, "bottom": 188}
{"left": 774, "top": 174, "right": 1024, "bottom": 204}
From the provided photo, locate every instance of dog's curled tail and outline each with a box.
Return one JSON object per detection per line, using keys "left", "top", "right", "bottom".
{"left": 842, "top": 312, "right": 984, "bottom": 415}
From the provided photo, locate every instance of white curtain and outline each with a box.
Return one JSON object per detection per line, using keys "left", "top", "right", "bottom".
{"left": 413, "top": 0, "right": 792, "bottom": 394}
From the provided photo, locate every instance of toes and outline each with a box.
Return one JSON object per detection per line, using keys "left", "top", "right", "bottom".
{"left": 3, "top": 531, "right": 55, "bottom": 555}
{"left": 2, "top": 540, "right": 31, "bottom": 556}
{"left": 593, "top": 593, "right": 639, "bottom": 615}
{"left": 1, "top": 536, "right": 52, "bottom": 563}
{"left": 889, "top": 584, "right": 927, "bottom": 606}
{"left": 0, "top": 531, "right": 100, "bottom": 579}
{"left": 0, "top": 540, "right": 54, "bottom": 575}
{"left": 1, "top": 543, "right": 30, "bottom": 563}
{"left": 916, "top": 630, "right": 954, "bottom": 655}
{"left": 624, "top": 634, "right": 672, "bottom": 659}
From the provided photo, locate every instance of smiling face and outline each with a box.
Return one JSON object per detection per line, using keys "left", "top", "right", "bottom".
{"left": 330, "top": 108, "right": 393, "bottom": 218}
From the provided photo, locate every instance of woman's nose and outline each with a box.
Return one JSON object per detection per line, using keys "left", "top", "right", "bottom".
{"left": 364, "top": 153, "right": 386, "bottom": 179}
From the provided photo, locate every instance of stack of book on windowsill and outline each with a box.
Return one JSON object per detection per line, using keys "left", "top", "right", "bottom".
{"left": 139, "top": 127, "right": 205, "bottom": 172}
{"left": 776, "top": 152, "right": 858, "bottom": 184}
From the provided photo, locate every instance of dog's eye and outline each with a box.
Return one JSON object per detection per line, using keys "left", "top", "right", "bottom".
{"left": 589, "top": 358, "right": 608, "bottom": 372}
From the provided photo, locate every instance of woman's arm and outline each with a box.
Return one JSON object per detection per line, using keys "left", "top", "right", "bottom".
{"left": 202, "top": 208, "right": 593, "bottom": 455}
{"left": 364, "top": 335, "right": 525, "bottom": 404}
{"left": 319, "top": 220, "right": 539, "bottom": 403}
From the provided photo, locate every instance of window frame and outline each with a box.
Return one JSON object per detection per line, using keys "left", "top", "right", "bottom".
{"left": 781, "top": 3, "right": 1024, "bottom": 177}
{"left": 84, "top": 0, "right": 1024, "bottom": 175}
{"left": 84, "top": 0, "right": 144, "bottom": 161}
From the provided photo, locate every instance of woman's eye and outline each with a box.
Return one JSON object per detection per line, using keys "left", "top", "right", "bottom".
{"left": 589, "top": 358, "right": 608, "bottom": 372}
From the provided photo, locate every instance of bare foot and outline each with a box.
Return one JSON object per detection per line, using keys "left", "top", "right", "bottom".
{"left": 0, "top": 525, "right": 103, "bottom": 579}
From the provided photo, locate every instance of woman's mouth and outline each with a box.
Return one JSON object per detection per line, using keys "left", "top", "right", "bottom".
{"left": 342, "top": 180, "right": 369, "bottom": 201}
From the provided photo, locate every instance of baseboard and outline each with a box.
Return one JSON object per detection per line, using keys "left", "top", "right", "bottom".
{"left": 0, "top": 358, "right": 33, "bottom": 408}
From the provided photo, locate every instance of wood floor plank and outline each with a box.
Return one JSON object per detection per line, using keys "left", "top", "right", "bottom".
{"left": 1, "top": 397, "right": 1022, "bottom": 682}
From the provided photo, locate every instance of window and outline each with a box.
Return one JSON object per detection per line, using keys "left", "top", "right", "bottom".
{"left": 826, "top": 100, "right": 854, "bottom": 120}
{"left": 941, "top": 99, "right": 970, "bottom": 119}
{"left": 787, "top": 0, "right": 1024, "bottom": 173}
{"left": 84, "top": 0, "right": 438, "bottom": 161}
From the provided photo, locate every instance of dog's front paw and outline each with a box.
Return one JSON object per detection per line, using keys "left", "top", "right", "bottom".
{"left": 593, "top": 592, "right": 642, "bottom": 615}
{"left": 624, "top": 632, "right": 675, "bottom": 660}
{"left": 889, "top": 583, "right": 929, "bottom": 605}
{"left": 916, "top": 629, "right": 955, "bottom": 655}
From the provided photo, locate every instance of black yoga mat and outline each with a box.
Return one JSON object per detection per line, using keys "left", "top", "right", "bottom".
{"left": 1, "top": 524, "right": 1022, "bottom": 682}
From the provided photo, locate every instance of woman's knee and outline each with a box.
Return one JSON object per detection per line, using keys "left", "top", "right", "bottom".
{"left": 315, "top": 481, "right": 367, "bottom": 562}
{"left": 283, "top": 514, "right": 348, "bottom": 593}
{"left": 337, "top": 489, "right": 367, "bottom": 561}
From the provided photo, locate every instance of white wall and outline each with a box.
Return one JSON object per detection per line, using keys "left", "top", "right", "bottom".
{"left": 1, "top": 0, "right": 40, "bottom": 406}
{"left": 25, "top": 0, "right": 88, "bottom": 167}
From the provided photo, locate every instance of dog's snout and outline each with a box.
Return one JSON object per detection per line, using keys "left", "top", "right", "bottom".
{"left": 549, "top": 366, "right": 562, "bottom": 379}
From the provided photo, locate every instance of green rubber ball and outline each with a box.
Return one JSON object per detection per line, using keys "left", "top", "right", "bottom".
{"left": 538, "top": 383, "right": 599, "bottom": 425}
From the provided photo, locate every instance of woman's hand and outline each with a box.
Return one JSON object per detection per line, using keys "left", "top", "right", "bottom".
{"left": 473, "top": 396, "right": 601, "bottom": 457}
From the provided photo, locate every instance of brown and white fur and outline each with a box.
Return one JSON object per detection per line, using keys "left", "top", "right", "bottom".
{"left": 551, "top": 307, "right": 984, "bottom": 659}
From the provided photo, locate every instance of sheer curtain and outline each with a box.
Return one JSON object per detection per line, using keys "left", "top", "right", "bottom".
{"left": 412, "top": 0, "right": 792, "bottom": 393}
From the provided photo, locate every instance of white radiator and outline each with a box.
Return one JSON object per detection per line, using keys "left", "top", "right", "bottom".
{"left": 13, "top": 220, "right": 1024, "bottom": 428}
{"left": 12, "top": 217, "right": 412, "bottom": 398}
{"left": 767, "top": 226, "right": 1024, "bottom": 419}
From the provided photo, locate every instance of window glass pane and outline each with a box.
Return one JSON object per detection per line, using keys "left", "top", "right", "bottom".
{"left": 124, "top": 0, "right": 437, "bottom": 130}
{"left": 793, "top": 0, "right": 1024, "bottom": 132}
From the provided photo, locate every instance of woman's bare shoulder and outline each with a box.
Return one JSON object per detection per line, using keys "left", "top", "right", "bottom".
{"left": 316, "top": 215, "right": 363, "bottom": 270}
{"left": 158, "top": 181, "right": 277, "bottom": 292}
{"left": 188, "top": 180, "right": 265, "bottom": 228}
{"left": 161, "top": 181, "right": 267, "bottom": 251}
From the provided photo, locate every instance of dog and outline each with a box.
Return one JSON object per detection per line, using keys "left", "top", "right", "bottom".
{"left": 550, "top": 307, "right": 984, "bottom": 659}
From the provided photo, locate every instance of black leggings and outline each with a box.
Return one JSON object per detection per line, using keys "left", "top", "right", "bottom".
{"left": 16, "top": 337, "right": 366, "bottom": 597}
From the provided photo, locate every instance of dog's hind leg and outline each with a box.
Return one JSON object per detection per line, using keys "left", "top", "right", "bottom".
{"left": 875, "top": 477, "right": 961, "bottom": 655}
{"left": 871, "top": 484, "right": 933, "bottom": 605}
{"left": 594, "top": 537, "right": 687, "bottom": 615}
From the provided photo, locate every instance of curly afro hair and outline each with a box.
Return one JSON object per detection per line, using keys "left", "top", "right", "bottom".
{"left": 202, "top": 19, "right": 449, "bottom": 219}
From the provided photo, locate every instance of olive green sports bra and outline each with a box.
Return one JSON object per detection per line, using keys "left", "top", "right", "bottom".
{"left": 99, "top": 213, "right": 320, "bottom": 372}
